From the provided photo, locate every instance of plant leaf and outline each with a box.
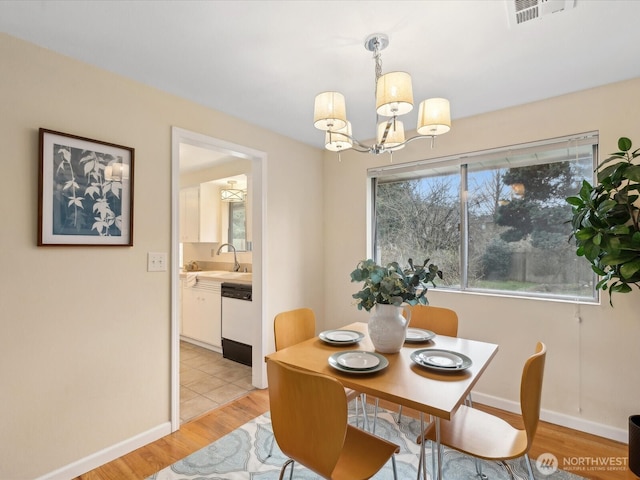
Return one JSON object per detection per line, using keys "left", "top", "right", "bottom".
{"left": 618, "top": 137, "right": 632, "bottom": 152}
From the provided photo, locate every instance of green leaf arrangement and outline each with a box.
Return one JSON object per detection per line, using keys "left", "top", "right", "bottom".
{"left": 350, "top": 258, "right": 443, "bottom": 312}
{"left": 566, "top": 137, "right": 640, "bottom": 304}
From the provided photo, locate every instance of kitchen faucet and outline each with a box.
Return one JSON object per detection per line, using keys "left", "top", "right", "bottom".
{"left": 216, "top": 243, "right": 241, "bottom": 272}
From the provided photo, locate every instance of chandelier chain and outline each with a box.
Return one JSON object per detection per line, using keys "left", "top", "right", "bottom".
{"left": 373, "top": 38, "right": 383, "bottom": 84}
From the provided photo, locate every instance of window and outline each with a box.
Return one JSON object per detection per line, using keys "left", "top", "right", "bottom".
{"left": 370, "top": 132, "right": 599, "bottom": 302}
{"left": 228, "top": 201, "right": 246, "bottom": 251}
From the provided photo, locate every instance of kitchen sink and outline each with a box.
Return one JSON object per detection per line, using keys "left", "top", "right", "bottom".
{"left": 197, "top": 271, "right": 252, "bottom": 281}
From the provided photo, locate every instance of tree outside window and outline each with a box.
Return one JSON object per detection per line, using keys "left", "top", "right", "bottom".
{"left": 373, "top": 134, "right": 598, "bottom": 301}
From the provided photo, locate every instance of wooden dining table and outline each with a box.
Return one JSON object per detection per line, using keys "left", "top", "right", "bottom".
{"left": 265, "top": 321, "right": 499, "bottom": 480}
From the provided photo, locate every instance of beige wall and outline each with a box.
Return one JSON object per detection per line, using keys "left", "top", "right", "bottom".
{"left": 323, "top": 76, "right": 640, "bottom": 440}
{"left": 0, "top": 34, "right": 324, "bottom": 479}
{"left": 3, "top": 27, "right": 638, "bottom": 479}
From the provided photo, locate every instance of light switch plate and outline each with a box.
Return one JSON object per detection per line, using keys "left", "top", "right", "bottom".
{"left": 147, "top": 252, "right": 167, "bottom": 272}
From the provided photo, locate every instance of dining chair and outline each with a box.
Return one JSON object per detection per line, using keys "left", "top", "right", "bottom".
{"left": 273, "top": 309, "right": 365, "bottom": 416}
{"left": 393, "top": 305, "right": 461, "bottom": 424}
{"left": 419, "top": 342, "right": 547, "bottom": 480}
{"left": 273, "top": 307, "right": 316, "bottom": 351}
{"left": 409, "top": 304, "right": 458, "bottom": 337}
{"left": 266, "top": 358, "right": 399, "bottom": 480}
{"left": 268, "top": 308, "right": 367, "bottom": 458}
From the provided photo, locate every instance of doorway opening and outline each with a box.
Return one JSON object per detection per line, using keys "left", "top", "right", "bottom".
{"left": 170, "top": 127, "right": 266, "bottom": 431}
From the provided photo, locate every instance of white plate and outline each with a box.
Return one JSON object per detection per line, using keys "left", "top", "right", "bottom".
{"left": 319, "top": 330, "right": 364, "bottom": 345}
{"left": 328, "top": 351, "right": 389, "bottom": 374}
{"left": 405, "top": 328, "right": 436, "bottom": 343}
{"left": 337, "top": 352, "right": 380, "bottom": 369}
{"left": 411, "top": 349, "right": 472, "bottom": 371}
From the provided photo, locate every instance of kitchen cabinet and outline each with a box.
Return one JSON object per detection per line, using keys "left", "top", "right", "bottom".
{"left": 181, "top": 280, "right": 222, "bottom": 350}
{"left": 179, "top": 182, "right": 220, "bottom": 243}
{"left": 179, "top": 187, "right": 199, "bottom": 243}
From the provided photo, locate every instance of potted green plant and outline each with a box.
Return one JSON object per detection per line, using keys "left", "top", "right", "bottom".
{"left": 350, "top": 258, "right": 442, "bottom": 353}
{"left": 566, "top": 137, "right": 640, "bottom": 304}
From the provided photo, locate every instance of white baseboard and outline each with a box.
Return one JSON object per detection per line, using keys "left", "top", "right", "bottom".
{"left": 34, "top": 392, "right": 629, "bottom": 479}
{"left": 35, "top": 422, "right": 172, "bottom": 480}
{"left": 471, "top": 392, "right": 628, "bottom": 444}
{"left": 180, "top": 335, "right": 222, "bottom": 353}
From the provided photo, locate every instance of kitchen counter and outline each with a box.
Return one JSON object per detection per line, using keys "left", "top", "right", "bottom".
{"left": 180, "top": 270, "right": 252, "bottom": 285}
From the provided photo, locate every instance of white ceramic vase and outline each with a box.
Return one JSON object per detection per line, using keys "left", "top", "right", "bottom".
{"left": 368, "top": 303, "right": 411, "bottom": 353}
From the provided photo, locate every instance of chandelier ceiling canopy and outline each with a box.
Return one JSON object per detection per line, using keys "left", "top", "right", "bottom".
{"left": 313, "top": 33, "right": 451, "bottom": 158}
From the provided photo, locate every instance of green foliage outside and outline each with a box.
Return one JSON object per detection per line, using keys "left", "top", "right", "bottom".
{"left": 375, "top": 143, "right": 595, "bottom": 298}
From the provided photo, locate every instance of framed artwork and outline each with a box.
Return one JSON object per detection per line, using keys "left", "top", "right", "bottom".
{"left": 38, "top": 128, "right": 134, "bottom": 246}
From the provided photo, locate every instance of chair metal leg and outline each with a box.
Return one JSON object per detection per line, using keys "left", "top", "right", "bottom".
{"left": 396, "top": 405, "right": 403, "bottom": 423}
{"left": 474, "top": 458, "right": 487, "bottom": 479}
{"left": 524, "top": 454, "right": 535, "bottom": 480}
{"left": 352, "top": 393, "right": 371, "bottom": 431}
{"left": 267, "top": 433, "right": 275, "bottom": 458}
{"left": 391, "top": 455, "right": 398, "bottom": 480}
{"left": 372, "top": 397, "right": 379, "bottom": 434}
{"left": 278, "top": 459, "right": 294, "bottom": 480}
{"left": 353, "top": 395, "right": 360, "bottom": 428}
{"left": 500, "top": 460, "right": 516, "bottom": 480}
{"left": 360, "top": 393, "right": 370, "bottom": 431}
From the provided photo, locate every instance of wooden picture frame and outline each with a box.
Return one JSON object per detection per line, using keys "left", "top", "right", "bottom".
{"left": 38, "top": 128, "right": 134, "bottom": 246}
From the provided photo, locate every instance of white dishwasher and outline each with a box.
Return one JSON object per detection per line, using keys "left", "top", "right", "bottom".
{"left": 221, "top": 282, "right": 253, "bottom": 366}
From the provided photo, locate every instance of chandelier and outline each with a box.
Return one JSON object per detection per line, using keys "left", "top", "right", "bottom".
{"left": 220, "top": 180, "right": 245, "bottom": 202}
{"left": 313, "top": 33, "right": 451, "bottom": 158}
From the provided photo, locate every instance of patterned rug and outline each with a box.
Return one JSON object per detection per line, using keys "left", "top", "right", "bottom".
{"left": 148, "top": 407, "right": 585, "bottom": 479}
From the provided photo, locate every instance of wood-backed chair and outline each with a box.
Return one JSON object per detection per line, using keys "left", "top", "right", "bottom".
{"left": 273, "top": 308, "right": 366, "bottom": 422}
{"left": 267, "top": 358, "right": 399, "bottom": 480}
{"left": 409, "top": 304, "right": 458, "bottom": 337}
{"left": 273, "top": 307, "right": 316, "bottom": 351}
{"left": 268, "top": 308, "right": 367, "bottom": 458}
{"left": 420, "top": 342, "right": 547, "bottom": 480}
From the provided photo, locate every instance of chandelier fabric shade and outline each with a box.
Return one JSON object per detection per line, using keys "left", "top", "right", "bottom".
{"left": 313, "top": 91, "right": 347, "bottom": 131}
{"left": 376, "top": 72, "right": 414, "bottom": 117}
{"left": 325, "top": 121, "right": 353, "bottom": 151}
{"left": 313, "top": 33, "right": 452, "bottom": 157}
{"left": 417, "top": 98, "right": 451, "bottom": 136}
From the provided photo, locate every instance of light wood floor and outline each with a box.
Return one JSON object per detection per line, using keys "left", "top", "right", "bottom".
{"left": 76, "top": 389, "right": 634, "bottom": 480}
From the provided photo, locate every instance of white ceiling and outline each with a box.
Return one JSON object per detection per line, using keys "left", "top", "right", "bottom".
{"left": 2, "top": 0, "right": 640, "bottom": 150}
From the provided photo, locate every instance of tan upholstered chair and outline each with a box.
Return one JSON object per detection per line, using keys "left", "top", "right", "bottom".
{"left": 267, "top": 359, "right": 399, "bottom": 480}
{"left": 420, "top": 342, "right": 547, "bottom": 480}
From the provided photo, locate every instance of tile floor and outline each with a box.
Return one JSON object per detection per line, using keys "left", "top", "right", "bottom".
{"left": 180, "top": 340, "right": 255, "bottom": 424}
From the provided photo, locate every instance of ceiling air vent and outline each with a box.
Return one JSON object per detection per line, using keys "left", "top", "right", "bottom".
{"left": 506, "top": 0, "right": 576, "bottom": 27}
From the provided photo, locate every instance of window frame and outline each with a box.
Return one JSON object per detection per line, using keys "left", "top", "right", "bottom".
{"left": 368, "top": 132, "right": 600, "bottom": 304}
{"left": 227, "top": 200, "right": 246, "bottom": 251}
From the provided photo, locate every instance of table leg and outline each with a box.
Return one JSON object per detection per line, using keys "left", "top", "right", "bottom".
{"left": 417, "top": 413, "right": 425, "bottom": 480}
{"left": 436, "top": 417, "right": 443, "bottom": 480}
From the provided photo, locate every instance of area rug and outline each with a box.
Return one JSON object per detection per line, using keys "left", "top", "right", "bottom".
{"left": 147, "top": 407, "right": 585, "bottom": 479}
